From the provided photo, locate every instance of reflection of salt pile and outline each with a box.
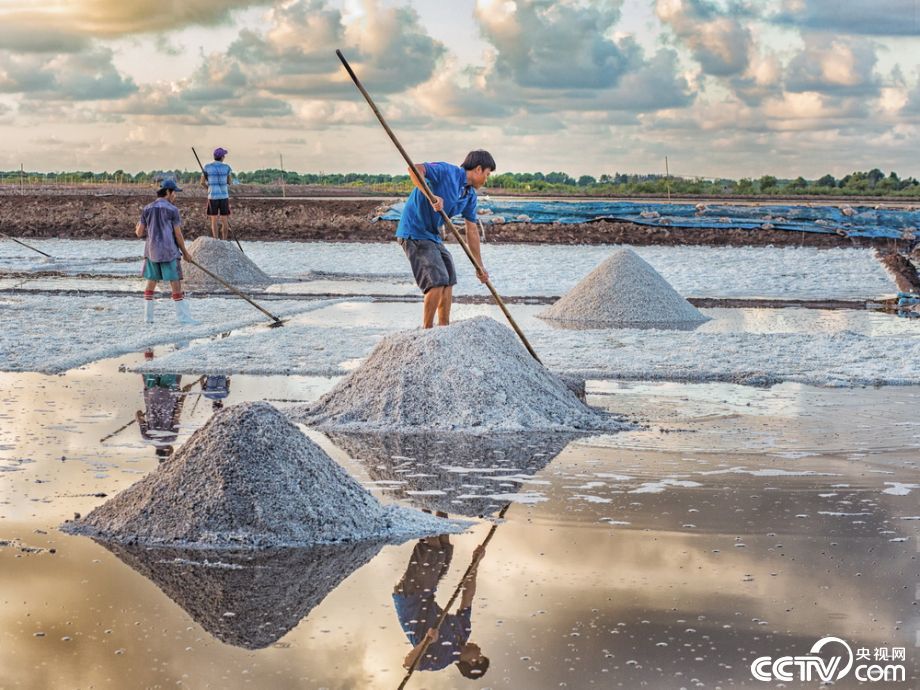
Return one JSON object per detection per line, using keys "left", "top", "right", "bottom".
{"left": 293, "top": 316, "right": 623, "bottom": 433}
{"left": 63, "top": 402, "right": 461, "bottom": 547}
{"left": 184, "top": 236, "right": 271, "bottom": 288}
{"left": 329, "top": 432, "right": 575, "bottom": 517}
{"left": 539, "top": 247, "right": 708, "bottom": 328}
{"left": 100, "top": 541, "right": 382, "bottom": 649}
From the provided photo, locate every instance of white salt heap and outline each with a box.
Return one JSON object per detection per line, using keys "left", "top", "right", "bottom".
{"left": 63, "top": 402, "right": 463, "bottom": 548}
{"left": 292, "top": 316, "right": 625, "bottom": 433}
{"left": 184, "top": 236, "right": 272, "bottom": 289}
{"left": 539, "top": 247, "right": 709, "bottom": 328}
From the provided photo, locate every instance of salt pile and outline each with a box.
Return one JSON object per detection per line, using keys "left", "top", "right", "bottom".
{"left": 539, "top": 247, "right": 709, "bottom": 328}
{"left": 63, "top": 401, "right": 463, "bottom": 548}
{"left": 292, "top": 316, "right": 624, "bottom": 433}
{"left": 100, "top": 540, "right": 383, "bottom": 649}
{"left": 184, "top": 236, "right": 272, "bottom": 289}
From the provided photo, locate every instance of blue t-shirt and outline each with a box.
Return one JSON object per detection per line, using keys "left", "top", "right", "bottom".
{"left": 393, "top": 592, "right": 473, "bottom": 671}
{"left": 204, "top": 161, "right": 232, "bottom": 199}
{"left": 140, "top": 198, "right": 181, "bottom": 263}
{"left": 396, "top": 162, "right": 478, "bottom": 244}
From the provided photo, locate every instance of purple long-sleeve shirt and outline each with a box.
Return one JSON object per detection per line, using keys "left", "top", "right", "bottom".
{"left": 140, "top": 198, "right": 182, "bottom": 262}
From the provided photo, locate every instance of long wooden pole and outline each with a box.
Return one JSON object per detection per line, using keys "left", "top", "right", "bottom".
{"left": 335, "top": 49, "right": 541, "bottom": 363}
{"left": 397, "top": 504, "right": 510, "bottom": 690}
{"left": 0, "top": 231, "right": 52, "bottom": 258}
{"left": 185, "top": 257, "right": 284, "bottom": 327}
{"left": 192, "top": 147, "right": 245, "bottom": 254}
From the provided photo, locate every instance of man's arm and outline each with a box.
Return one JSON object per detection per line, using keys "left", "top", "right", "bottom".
{"left": 407, "top": 164, "right": 443, "bottom": 212}
{"left": 135, "top": 222, "right": 146, "bottom": 238}
{"left": 464, "top": 220, "right": 489, "bottom": 283}
{"left": 199, "top": 173, "right": 208, "bottom": 189}
{"left": 173, "top": 226, "right": 192, "bottom": 261}
{"left": 402, "top": 628, "right": 438, "bottom": 669}
{"left": 458, "top": 545, "right": 486, "bottom": 609}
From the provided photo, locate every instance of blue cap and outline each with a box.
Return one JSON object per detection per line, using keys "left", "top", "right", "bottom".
{"left": 213, "top": 147, "right": 228, "bottom": 159}
{"left": 159, "top": 179, "right": 182, "bottom": 192}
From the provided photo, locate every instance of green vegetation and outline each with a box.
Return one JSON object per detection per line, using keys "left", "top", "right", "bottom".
{"left": 2, "top": 167, "right": 918, "bottom": 197}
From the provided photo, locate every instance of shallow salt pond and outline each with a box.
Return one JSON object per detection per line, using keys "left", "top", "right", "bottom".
{"left": 1, "top": 358, "right": 918, "bottom": 689}
{"left": 0, "top": 239, "right": 896, "bottom": 299}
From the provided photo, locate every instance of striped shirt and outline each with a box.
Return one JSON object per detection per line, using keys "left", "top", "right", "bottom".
{"left": 203, "top": 161, "right": 232, "bottom": 199}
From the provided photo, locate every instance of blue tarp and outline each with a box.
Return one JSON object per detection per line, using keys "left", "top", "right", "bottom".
{"left": 377, "top": 200, "right": 920, "bottom": 240}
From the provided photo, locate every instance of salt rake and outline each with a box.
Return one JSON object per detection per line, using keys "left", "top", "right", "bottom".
{"left": 0, "top": 230, "right": 53, "bottom": 259}
{"left": 192, "top": 147, "right": 245, "bottom": 254}
{"left": 335, "top": 49, "right": 541, "bottom": 364}
{"left": 185, "top": 257, "right": 285, "bottom": 328}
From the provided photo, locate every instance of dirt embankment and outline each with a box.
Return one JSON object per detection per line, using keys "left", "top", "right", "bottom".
{"left": 876, "top": 250, "right": 920, "bottom": 292}
{"left": 0, "top": 193, "right": 912, "bottom": 249}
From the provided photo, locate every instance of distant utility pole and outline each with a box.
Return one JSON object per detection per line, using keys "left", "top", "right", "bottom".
{"left": 665, "top": 156, "right": 671, "bottom": 203}
{"left": 20, "top": 163, "right": 24, "bottom": 195}
{"left": 280, "top": 153, "right": 286, "bottom": 198}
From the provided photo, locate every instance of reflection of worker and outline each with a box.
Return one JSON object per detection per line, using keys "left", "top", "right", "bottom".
{"left": 393, "top": 538, "right": 490, "bottom": 679}
{"left": 201, "top": 374, "right": 230, "bottom": 411}
{"left": 135, "top": 351, "right": 196, "bottom": 460}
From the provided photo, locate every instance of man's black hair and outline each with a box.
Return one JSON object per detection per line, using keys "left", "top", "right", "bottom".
{"left": 457, "top": 655, "right": 490, "bottom": 680}
{"left": 156, "top": 188, "right": 169, "bottom": 197}
{"left": 461, "top": 150, "right": 496, "bottom": 172}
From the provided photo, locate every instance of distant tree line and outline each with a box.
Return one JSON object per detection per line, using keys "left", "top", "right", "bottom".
{"left": 2, "top": 167, "right": 918, "bottom": 197}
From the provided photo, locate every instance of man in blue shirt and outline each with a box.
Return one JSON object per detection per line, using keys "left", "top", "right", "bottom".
{"left": 393, "top": 537, "right": 490, "bottom": 680}
{"left": 200, "top": 147, "right": 232, "bottom": 240}
{"left": 396, "top": 150, "right": 494, "bottom": 328}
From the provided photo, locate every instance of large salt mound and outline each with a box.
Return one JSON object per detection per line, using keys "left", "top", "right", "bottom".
{"left": 184, "top": 236, "right": 272, "bottom": 288}
{"left": 63, "top": 401, "right": 463, "bottom": 548}
{"left": 292, "top": 316, "right": 625, "bottom": 433}
{"left": 539, "top": 247, "right": 709, "bottom": 328}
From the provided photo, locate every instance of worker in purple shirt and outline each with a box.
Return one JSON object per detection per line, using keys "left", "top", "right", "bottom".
{"left": 396, "top": 150, "right": 494, "bottom": 328}
{"left": 135, "top": 179, "right": 199, "bottom": 325}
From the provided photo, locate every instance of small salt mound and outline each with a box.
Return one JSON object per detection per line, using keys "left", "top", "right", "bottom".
{"left": 292, "top": 316, "right": 624, "bottom": 433}
{"left": 63, "top": 401, "right": 462, "bottom": 548}
{"left": 539, "top": 247, "right": 709, "bottom": 328}
{"left": 184, "top": 236, "right": 272, "bottom": 288}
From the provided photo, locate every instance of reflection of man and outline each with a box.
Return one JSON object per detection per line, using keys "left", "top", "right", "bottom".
{"left": 393, "top": 537, "right": 490, "bottom": 679}
{"left": 135, "top": 351, "right": 194, "bottom": 459}
{"left": 201, "top": 375, "right": 230, "bottom": 411}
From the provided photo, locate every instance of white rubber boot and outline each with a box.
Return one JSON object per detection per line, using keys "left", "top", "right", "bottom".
{"left": 144, "top": 299, "right": 154, "bottom": 324}
{"left": 175, "top": 299, "right": 201, "bottom": 325}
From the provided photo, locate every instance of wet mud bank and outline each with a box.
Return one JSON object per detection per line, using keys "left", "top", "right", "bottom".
{"left": 1, "top": 194, "right": 910, "bottom": 249}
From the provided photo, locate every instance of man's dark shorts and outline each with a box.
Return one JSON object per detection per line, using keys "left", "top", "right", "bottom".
{"left": 206, "top": 198, "right": 231, "bottom": 216}
{"left": 398, "top": 239, "right": 457, "bottom": 294}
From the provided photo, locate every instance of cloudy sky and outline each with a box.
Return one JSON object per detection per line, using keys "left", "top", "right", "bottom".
{"left": 0, "top": 0, "right": 918, "bottom": 178}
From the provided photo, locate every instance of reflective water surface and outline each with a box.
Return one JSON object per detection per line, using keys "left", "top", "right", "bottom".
{"left": 1, "top": 355, "right": 918, "bottom": 689}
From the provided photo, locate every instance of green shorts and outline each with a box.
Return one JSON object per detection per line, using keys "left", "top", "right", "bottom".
{"left": 143, "top": 258, "right": 183, "bottom": 281}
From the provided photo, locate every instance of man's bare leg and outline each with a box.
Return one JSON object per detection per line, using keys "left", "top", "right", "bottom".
{"left": 210, "top": 215, "right": 218, "bottom": 239}
{"left": 423, "top": 287, "right": 444, "bottom": 329}
{"left": 438, "top": 285, "right": 452, "bottom": 326}
{"left": 220, "top": 218, "right": 229, "bottom": 241}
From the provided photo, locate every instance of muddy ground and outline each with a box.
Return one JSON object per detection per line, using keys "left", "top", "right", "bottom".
{"left": 1, "top": 193, "right": 914, "bottom": 250}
